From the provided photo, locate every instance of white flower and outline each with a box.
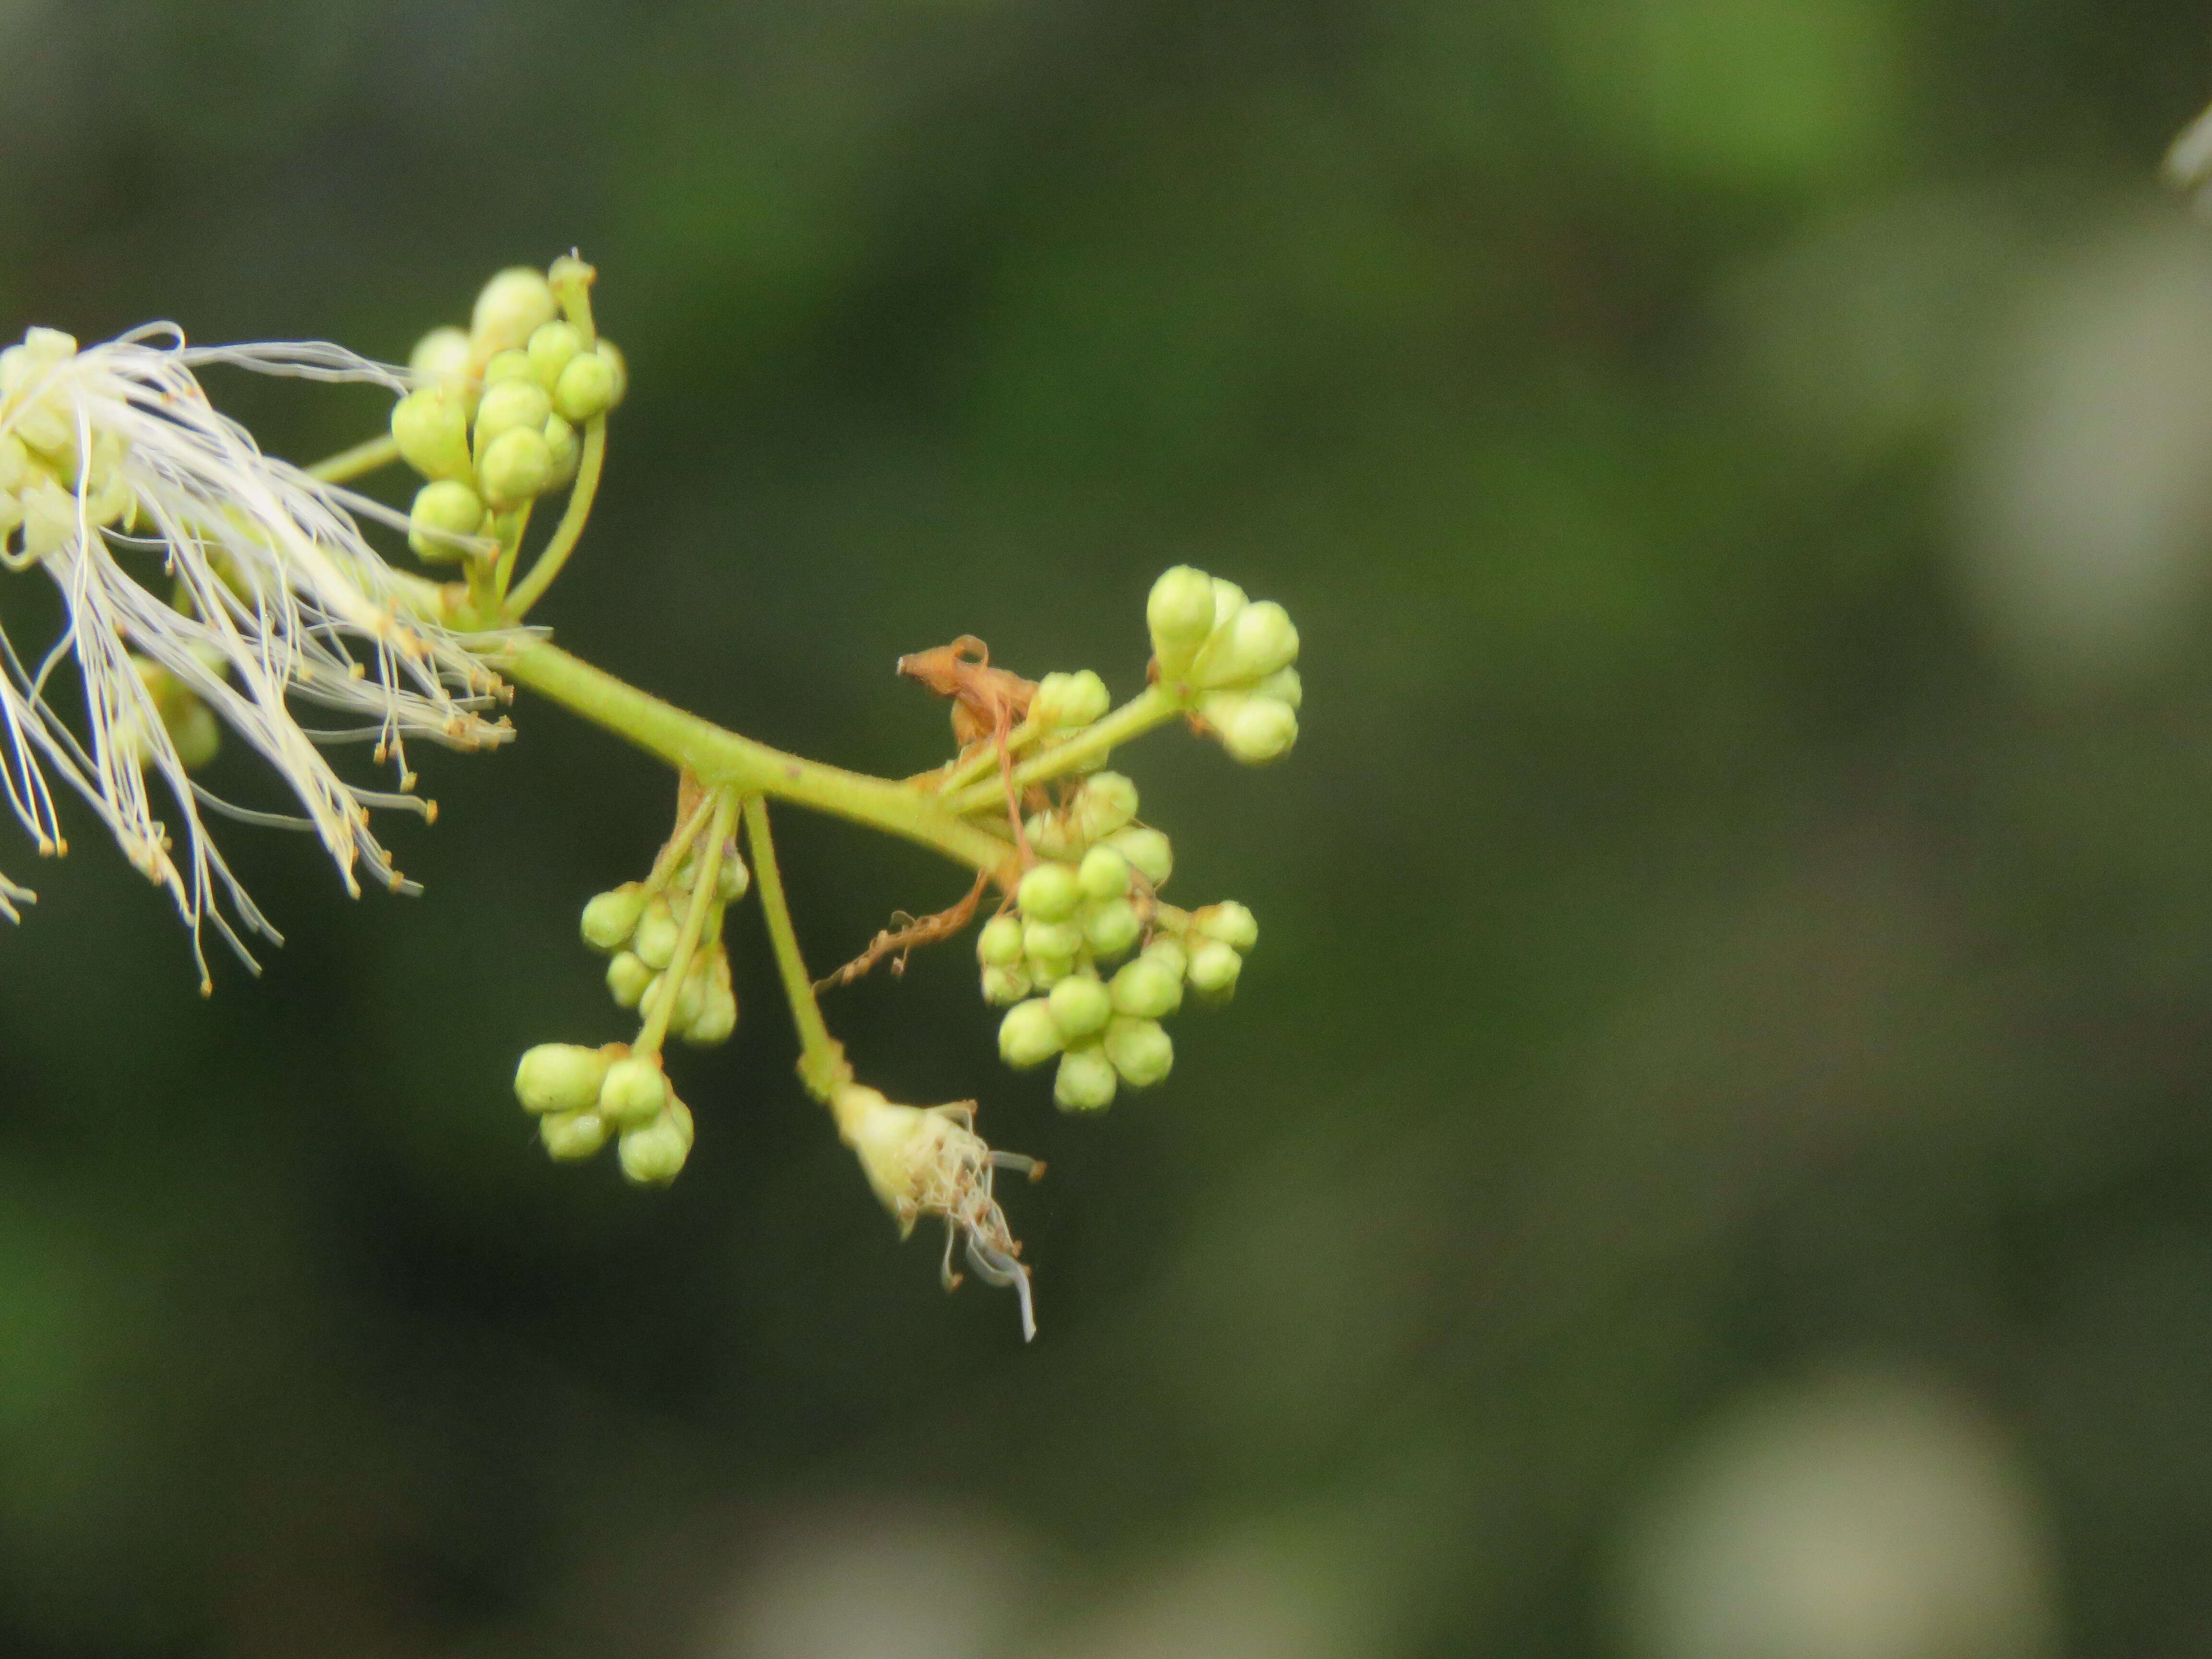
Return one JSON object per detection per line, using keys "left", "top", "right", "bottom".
{"left": 833, "top": 1083, "right": 1042, "bottom": 1340}
{"left": 0, "top": 323, "right": 511, "bottom": 984}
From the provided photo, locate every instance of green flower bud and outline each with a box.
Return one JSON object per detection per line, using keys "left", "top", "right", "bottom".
{"left": 1192, "top": 900, "right": 1258, "bottom": 952}
{"left": 390, "top": 387, "right": 473, "bottom": 482}
{"left": 0, "top": 433, "right": 26, "bottom": 492}
{"left": 682, "top": 954, "right": 738, "bottom": 1046}
{"left": 553, "top": 346, "right": 620, "bottom": 423}
{"left": 483, "top": 348, "right": 535, "bottom": 385}
{"left": 1022, "top": 916, "right": 1083, "bottom": 963}
{"left": 1142, "top": 935, "right": 1189, "bottom": 981}
{"left": 1017, "top": 860, "right": 1082, "bottom": 922}
{"left": 1199, "top": 691, "right": 1298, "bottom": 764}
{"left": 619, "top": 1114, "right": 690, "bottom": 1185}
{"left": 1082, "top": 896, "right": 1142, "bottom": 958}
{"left": 1148, "top": 565, "right": 1218, "bottom": 675}
{"left": 1251, "top": 665, "right": 1301, "bottom": 709}
{"left": 1047, "top": 972, "right": 1112, "bottom": 1040}
{"left": 473, "top": 377, "right": 553, "bottom": 450}
{"left": 1210, "top": 577, "right": 1249, "bottom": 631}
{"left": 717, "top": 848, "right": 751, "bottom": 902}
{"left": 606, "top": 950, "right": 653, "bottom": 1009}
{"left": 1109, "top": 955, "right": 1182, "bottom": 1019}
{"left": 1199, "top": 599, "right": 1298, "bottom": 686}
{"left": 1187, "top": 938, "right": 1242, "bottom": 996}
{"left": 580, "top": 883, "right": 647, "bottom": 951}
{"left": 1106, "top": 826, "right": 1174, "bottom": 888}
{"left": 1078, "top": 845, "right": 1131, "bottom": 900}
{"left": 661, "top": 962, "right": 709, "bottom": 1035}
{"left": 407, "top": 479, "right": 485, "bottom": 563}
{"left": 1027, "top": 953, "right": 1074, "bottom": 990}
{"left": 472, "top": 267, "right": 559, "bottom": 354}
{"left": 541, "top": 1108, "right": 610, "bottom": 1161}
{"left": 977, "top": 913, "right": 1026, "bottom": 967}
{"left": 631, "top": 898, "right": 678, "bottom": 969}
{"left": 480, "top": 426, "right": 553, "bottom": 507}
{"left": 527, "top": 320, "right": 584, "bottom": 387}
{"left": 1104, "top": 1015, "right": 1174, "bottom": 1087}
{"left": 998, "top": 998, "right": 1063, "bottom": 1069}
{"left": 667, "top": 1096, "right": 696, "bottom": 1153}
{"left": 408, "top": 325, "right": 472, "bottom": 386}
{"left": 981, "top": 964, "right": 1032, "bottom": 1005}
{"left": 1031, "top": 668, "right": 1111, "bottom": 730}
{"left": 1024, "top": 810, "right": 1079, "bottom": 862}
{"left": 1054, "top": 1044, "right": 1118, "bottom": 1112}
{"left": 169, "top": 700, "right": 220, "bottom": 772}
{"left": 514, "top": 1042, "right": 611, "bottom": 1114}
{"left": 598, "top": 1055, "right": 668, "bottom": 1127}
{"left": 1069, "top": 772, "right": 1138, "bottom": 842}
{"left": 541, "top": 415, "right": 580, "bottom": 489}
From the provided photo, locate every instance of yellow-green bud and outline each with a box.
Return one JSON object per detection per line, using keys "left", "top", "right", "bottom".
{"left": 1047, "top": 973, "right": 1112, "bottom": 1040}
{"left": 390, "top": 387, "right": 473, "bottom": 481}
{"left": 598, "top": 1056, "right": 667, "bottom": 1127}
{"left": 1017, "top": 860, "right": 1082, "bottom": 922}
{"left": 1187, "top": 938, "right": 1242, "bottom": 996}
{"left": 473, "top": 377, "right": 553, "bottom": 449}
{"left": 169, "top": 701, "right": 220, "bottom": 771}
{"left": 408, "top": 325, "right": 472, "bottom": 386}
{"left": 553, "top": 347, "right": 620, "bottom": 423}
{"left": 998, "top": 998, "right": 1063, "bottom": 1069}
{"left": 1251, "top": 665, "right": 1301, "bottom": 709}
{"left": 632, "top": 897, "right": 678, "bottom": 969}
{"left": 1054, "top": 1044, "right": 1118, "bottom": 1112}
{"left": 981, "top": 964, "right": 1032, "bottom": 1006}
{"left": 1106, "top": 825, "right": 1173, "bottom": 887}
{"left": 1083, "top": 896, "right": 1142, "bottom": 958}
{"left": 541, "top": 415, "right": 580, "bottom": 489}
{"left": 540, "top": 1109, "right": 609, "bottom": 1161}
{"left": 1192, "top": 900, "right": 1258, "bottom": 952}
{"left": 407, "top": 480, "right": 485, "bottom": 562}
{"left": 1028, "top": 953, "right": 1074, "bottom": 990}
{"left": 606, "top": 950, "right": 653, "bottom": 1009}
{"left": 977, "top": 913, "right": 1026, "bottom": 967}
{"left": 478, "top": 427, "right": 552, "bottom": 507}
{"left": 0, "top": 433, "right": 28, "bottom": 492}
{"left": 1109, "top": 955, "right": 1182, "bottom": 1019}
{"left": 717, "top": 849, "right": 750, "bottom": 902}
{"left": 619, "top": 1111, "right": 691, "bottom": 1185}
{"left": 1078, "top": 845, "right": 1131, "bottom": 900}
{"left": 472, "top": 267, "right": 559, "bottom": 354}
{"left": 527, "top": 320, "right": 584, "bottom": 387}
{"left": 1142, "top": 935, "right": 1188, "bottom": 981}
{"left": 1104, "top": 1015, "right": 1174, "bottom": 1087}
{"left": 1022, "top": 916, "right": 1083, "bottom": 963}
{"left": 662, "top": 962, "right": 709, "bottom": 1034}
{"left": 1148, "top": 565, "right": 1218, "bottom": 675}
{"left": 580, "top": 883, "right": 647, "bottom": 951}
{"left": 1199, "top": 599, "right": 1298, "bottom": 686}
{"left": 1024, "top": 810, "right": 1079, "bottom": 862}
{"left": 514, "top": 1042, "right": 611, "bottom": 1114}
{"left": 1069, "top": 772, "right": 1138, "bottom": 841}
{"left": 483, "top": 348, "right": 535, "bottom": 385}
{"left": 1031, "top": 669, "right": 1111, "bottom": 730}
{"left": 683, "top": 955, "right": 738, "bottom": 1046}
{"left": 1210, "top": 577, "right": 1249, "bottom": 631}
{"left": 1199, "top": 691, "right": 1298, "bottom": 764}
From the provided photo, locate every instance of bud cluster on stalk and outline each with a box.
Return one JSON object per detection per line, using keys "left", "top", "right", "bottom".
{"left": 581, "top": 835, "right": 748, "bottom": 1048}
{"left": 1146, "top": 565, "right": 1301, "bottom": 764}
{"left": 512, "top": 1040, "right": 697, "bottom": 1186}
{"left": 0, "top": 329, "right": 134, "bottom": 561}
{"left": 391, "top": 264, "right": 627, "bottom": 562}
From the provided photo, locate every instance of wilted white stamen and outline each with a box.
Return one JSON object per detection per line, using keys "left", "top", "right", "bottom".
{"left": 0, "top": 323, "right": 512, "bottom": 984}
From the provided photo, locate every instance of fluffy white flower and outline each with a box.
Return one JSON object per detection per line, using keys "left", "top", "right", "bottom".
{"left": 0, "top": 323, "right": 511, "bottom": 984}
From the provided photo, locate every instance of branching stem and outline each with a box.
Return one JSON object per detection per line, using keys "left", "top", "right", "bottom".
{"left": 744, "top": 794, "right": 850, "bottom": 1102}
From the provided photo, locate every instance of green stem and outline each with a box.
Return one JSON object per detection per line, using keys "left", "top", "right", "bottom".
{"left": 942, "top": 684, "right": 1182, "bottom": 815}
{"left": 744, "top": 795, "right": 850, "bottom": 1102}
{"left": 505, "top": 418, "right": 606, "bottom": 619}
{"left": 634, "top": 790, "right": 734, "bottom": 1058}
{"left": 305, "top": 433, "right": 400, "bottom": 483}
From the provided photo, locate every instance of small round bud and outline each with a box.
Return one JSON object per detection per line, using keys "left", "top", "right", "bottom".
{"left": 1054, "top": 1044, "right": 1118, "bottom": 1112}
{"left": 480, "top": 428, "right": 553, "bottom": 507}
{"left": 998, "top": 998, "right": 1064, "bottom": 1069}
{"left": 667, "top": 1096, "right": 696, "bottom": 1154}
{"left": 1106, "top": 826, "right": 1174, "bottom": 888}
{"left": 977, "top": 913, "right": 1026, "bottom": 967}
{"left": 1109, "top": 955, "right": 1182, "bottom": 1019}
{"left": 598, "top": 1056, "right": 668, "bottom": 1127}
{"left": 1017, "top": 860, "right": 1082, "bottom": 922}
{"left": 1022, "top": 916, "right": 1083, "bottom": 963}
{"left": 472, "top": 267, "right": 558, "bottom": 354}
{"left": 632, "top": 897, "right": 679, "bottom": 970}
{"left": 606, "top": 950, "right": 653, "bottom": 1009}
{"left": 1200, "top": 692, "right": 1298, "bottom": 764}
{"left": 1192, "top": 900, "right": 1258, "bottom": 952}
{"left": 580, "top": 883, "right": 647, "bottom": 951}
{"left": 169, "top": 701, "right": 220, "bottom": 771}
{"left": 1148, "top": 565, "right": 1218, "bottom": 674}
{"left": 1027, "top": 953, "right": 1074, "bottom": 990}
{"left": 1187, "top": 938, "right": 1243, "bottom": 996}
{"left": 1200, "top": 599, "right": 1298, "bottom": 686}
{"left": 1210, "top": 577, "right": 1249, "bottom": 631}
{"left": 553, "top": 347, "right": 620, "bottom": 423}
{"left": 541, "top": 1109, "right": 609, "bottom": 1161}
{"left": 1105, "top": 1015, "right": 1174, "bottom": 1087}
{"left": 390, "top": 387, "right": 474, "bottom": 482}
{"left": 981, "top": 964, "right": 1032, "bottom": 1005}
{"left": 682, "top": 955, "right": 738, "bottom": 1046}
{"left": 619, "top": 1114, "right": 691, "bottom": 1185}
{"left": 716, "top": 849, "right": 750, "bottom": 902}
{"left": 407, "top": 480, "right": 485, "bottom": 562}
{"left": 664, "top": 963, "right": 708, "bottom": 1034}
{"left": 1024, "top": 811, "right": 1079, "bottom": 862}
{"left": 541, "top": 415, "right": 580, "bottom": 489}
{"left": 526, "top": 320, "right": 584, "bottom": 387}
{"left": 409, "top": 325, "right": 472, "bottom": 386}
{"left": 483, "top": 348, "right": 534, "bottom": 385}
{"left": 1047, "top": 973, "right": 1112, "bottom": 1040}
{"left": 474, "top": 377, "right": 554, "bottom": 448}
{"left": 514, "top": 1042, "right": 610, "bottom": 1114}
{"left": 1070, "top": 772, "right": 1138, "bottom": 841}
{"left": 1251, "top": 665, "right": 1301, "bottom": 710}
{"left": 1142, "top": 935, "right": 1189, "bottom": 981}
{"left": 1078, "top": 845, "right": 1131, "bottom": 900}
{"left": 1082, "top": 896, "right": 1142, "bottom": 958}
{"left": 1032, "top": 669, "right": 1111, "bottom": 730}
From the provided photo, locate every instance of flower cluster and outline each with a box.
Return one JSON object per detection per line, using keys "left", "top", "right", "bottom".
{"left": 1146, "top": 565, "right": 1301, "bottom": 763}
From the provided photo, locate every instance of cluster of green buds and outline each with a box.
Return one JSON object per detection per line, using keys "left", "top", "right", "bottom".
{"left": 0, "top": 328, "right": 133, "bottom": 560}
{"left": 512, "top": 792, "right": 746, "bottom": 1184}
{"left": 391, "top": 263, "right": 626, "bottom": 563}
{"left": 1146, "top": 565, "right": 1301, "bottom": 764}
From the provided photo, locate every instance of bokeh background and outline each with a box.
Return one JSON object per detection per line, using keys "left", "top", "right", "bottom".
{"left": 5, "top": 0, "right": 2212, "bottom": 1654}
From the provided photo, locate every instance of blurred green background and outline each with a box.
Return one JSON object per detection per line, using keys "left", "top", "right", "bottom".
{"left": 6, "top": 0, "right": 2212, "bottom": 1653}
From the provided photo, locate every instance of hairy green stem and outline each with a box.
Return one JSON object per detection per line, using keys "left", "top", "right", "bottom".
{"left": 744, "top": 795, "right": 850, "bottom": 1102}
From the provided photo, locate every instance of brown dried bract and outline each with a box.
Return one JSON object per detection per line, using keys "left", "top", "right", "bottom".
{"left": 817, "top": 869, "right": 991, "bottom": 991}
{"left": 896, "top": 636, "right": 1035, "bottom": 753}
